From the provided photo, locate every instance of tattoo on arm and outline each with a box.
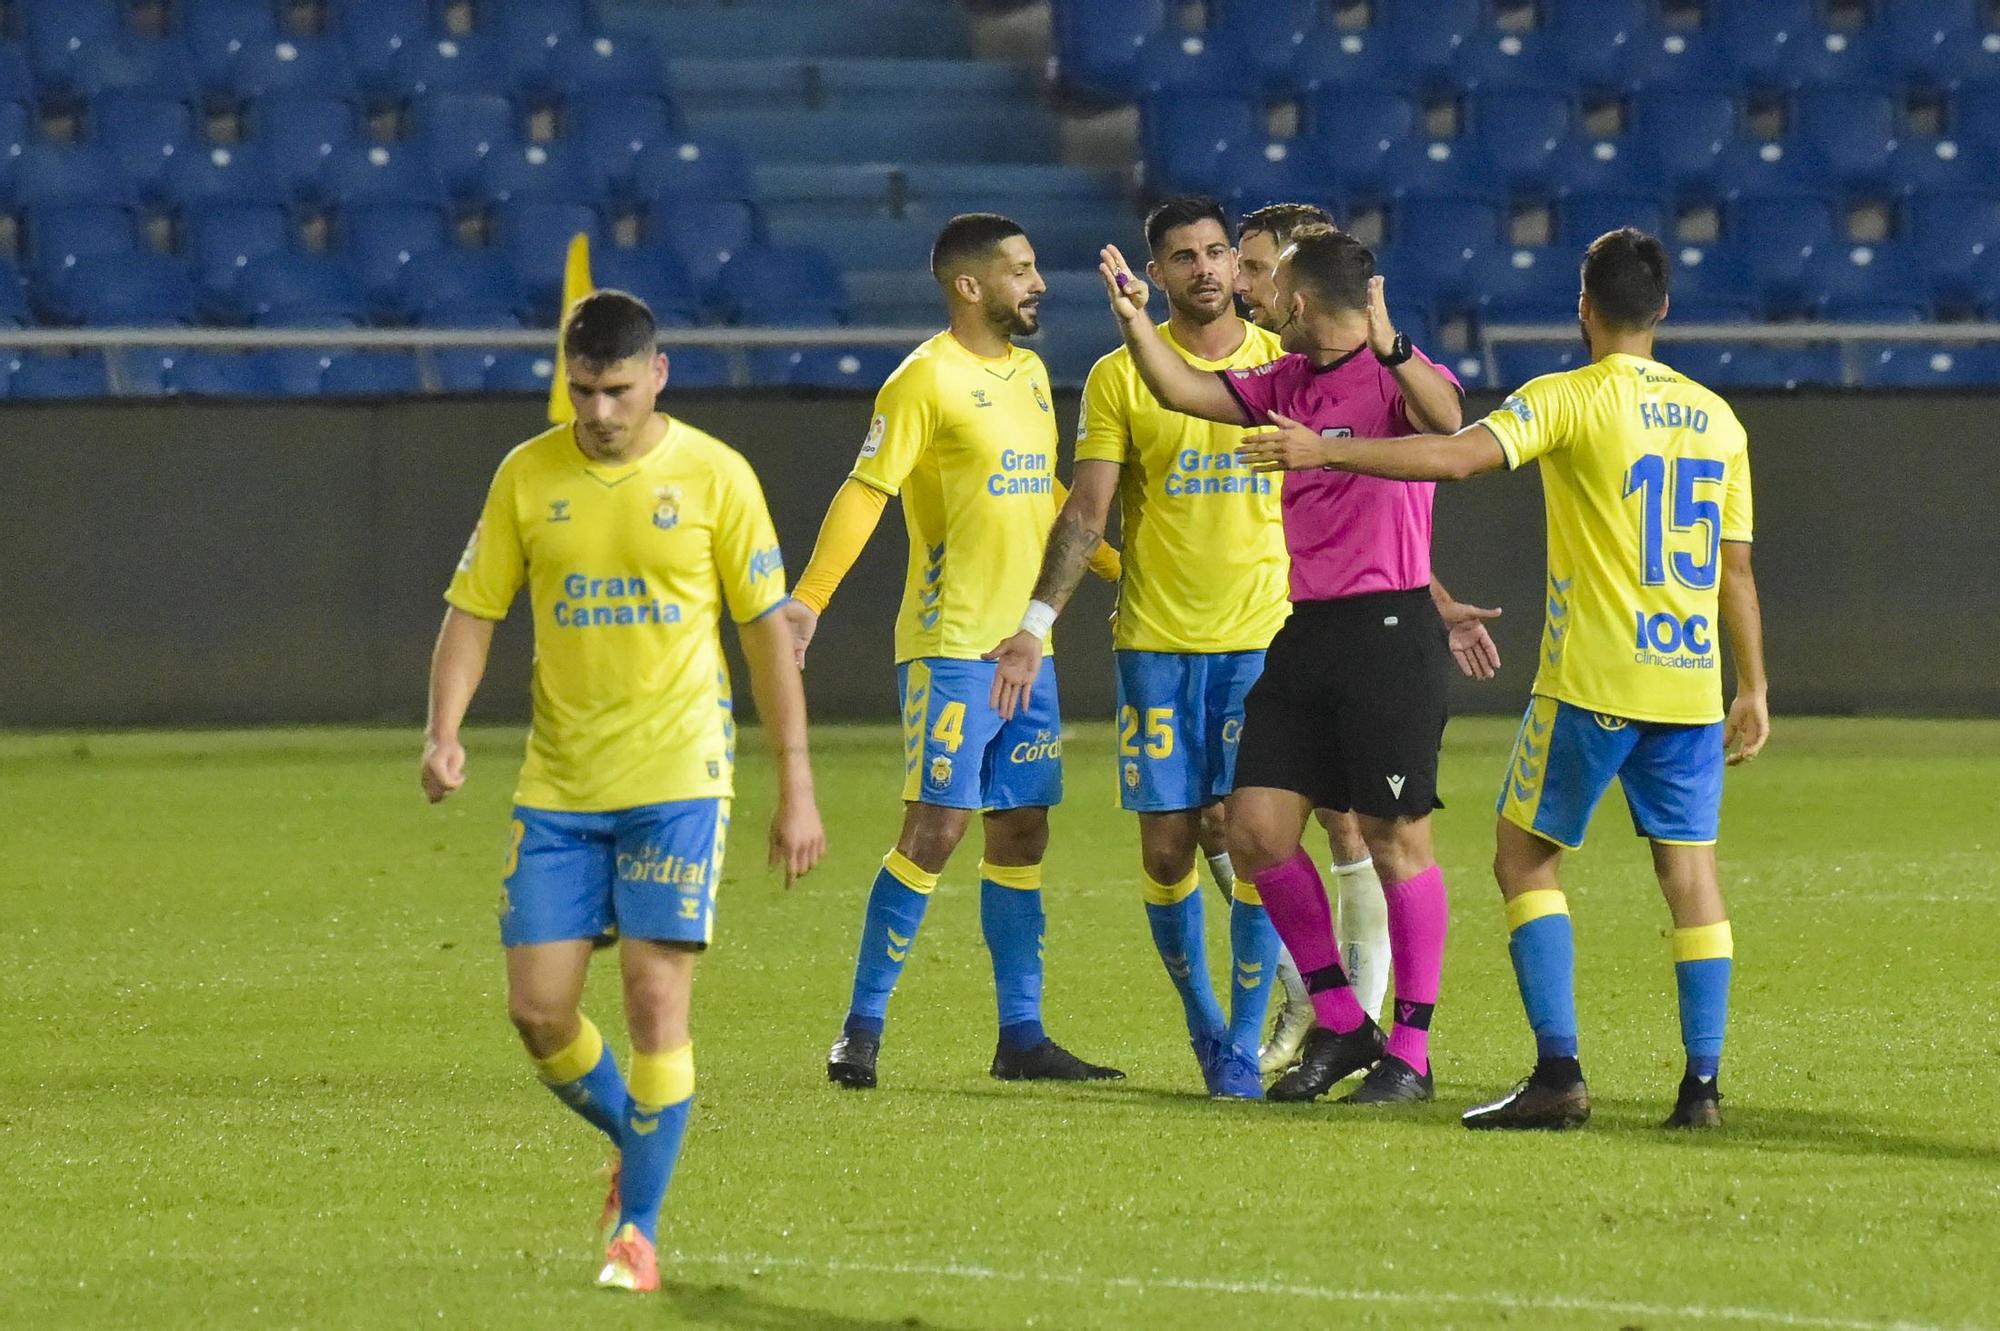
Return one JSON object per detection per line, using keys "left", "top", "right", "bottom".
{"left": 1030, "top": 509, "right": 1104, "bottom": 612}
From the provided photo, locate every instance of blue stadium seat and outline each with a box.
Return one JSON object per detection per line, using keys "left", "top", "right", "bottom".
{"left": 321, "top": 351, "right": 424, "bottom": 396}
{"left": 115, "top": 345, "right": 184, "bottom": 397}
{"left": 631, "top": 137, "right": 758, "bottom": 205}
{"left": 396, "top": 248, "right": 522, "bottom": 324}
{"left": 1558, "top": 190, "right": 1668, "bottom": 248}
{"left": 12, "top": 143, "right": 135, "bottom": 207}
{"left": 224, "top": 36, "right": 361, "bottom": 102}
{"left": 1665, "top": 245, "right": 1759, "bottom": 322}
{"left": 493, "top": 0, "right": 591, "bottom": 84}
{"left": 1822, "top": 296, "right": 1930, "bottom": 322}
{"left": 496, "top": 199, "right": 603, "bottom": 320}
{"left": 163, "top": 144, "right": 285, "bottom": 208}
{"left": 0, "top": 254, "right": 30, "bottom": 325}
{"left": 1792, "top": 89, "right": 1898, "bottom": 190}
{"left": 1611, "top": 28, "right": 1737, "bottom": 93}
{"left": 340, "top": 201, "right": 450, "bottom": 305}
{"left": 1376, "top": 0, "right": 1483, "bottom": 79}
{"left": 335, "top": 0, "right": 433, "bottom": 92}
{"left": 235, "top": 251, "right": 369, "bottom": 325}
{"left": 650, "top": 198, "right": 760, "bottom": 303}
{"left": 1713, "top": 0, "right": 1822, "bottom": 84}
{"left": 319, "top": 141, "right": 448, "bottom": 206}
{"left": 185, "top": 200, "right": 292, "bottom": 303}
{"left": 1301, "top": 87, "right": 1417, "bottom": 153}
{"left": 435, "top": 346, "right": 505, "bottom": 392}
{"left": 1453, "top": 31, "right": 1568, "bottom": 93}
{"left": 1537, "top": 137, "right": 1653, "bottom": 199}
{"left": 1854, "top": 342, "right": 2000, "bottom": 387}
{"left": 1689, "top": 138, "right": 1832, "bottom": 202}
{"left": 0, "top": 41, "right": 37, "bottom": 105}
{"left": 538, "top": 31, "right": 667, "bottom": 99}
{"left": 1350, "top": 137, "right": 1491, "bottom": 202}
{"left": 1490, "top": 342, "right": 1591, "bottom": 386}
{"left": 1765, "top": 28, "right": 1890, "bottom": 91}
{"left": 1879, "top": 0, "right": 1984, "bottom": 53}
{"left": 1907, "top": 190, "right": 2000, "bottom": 309}
{"left": 8, "top": 351, "right": 111, "bottom": 398}
{"left": 66, "top": 251, "right": 199, "bottom": 325}
{"left": 1629, "top": 90, "right": 1735, "bottom": 188}
{"left": 1292, "top": 27, "right": 1406, "bottom": 92}
{"left": 393, "top": 34, "right": 511, "bottom": 97}
{"left": 1470, "top": 91, "right": 1572, "bottom": 187}
{"left": 1728, "top": 193, "right": 1838, "bottom": 315}
{"left": 772, "top": 345, "right": 908, "bottom": 390}
{"left": 1393, "top": 196, "right": 1504, "bottom": 259}
{"left": 245, "top": 94, "right": 361, "bottom": 200}
{"left": 568, "top": 92, "right": 680, "bottom": 198}
{"left": 1911, "top": 28, "right": 2000, "bottom": 90}
{"left": 1951, "top": 84, "right": 2000, "bottom": 144}
{"left": 1469, "top": 246, "right": 1582, "bottom": 323}
{"left": 1209, "top": 136, "right": 1339, "bottom": 213}
{"left": 1883, "top": 137, "right": 1986, "bottom": 197}
{"left": 185, "top": 0, "right": 280, "bottom": 88}
{"left": 717, "top": 243, "right": 847, "bottom": 324}
{"left": 663, "top": 345, "right": 732, "bottom": 389}
{"left": 1802, "top": 242, "right": 1931, "bottom": 319}
{"left": 1141, "top": 93, "right": 1262, "bottom": 192}
{"left": 72, "top": 34, "right": 198, "bottom": 101}
{"left": 1661, "top": 343, "right": 1842, "bottom": 388}
{"left": 1131, "top": 29, "right": 1251, "bottom": 96}
{"left": 408, "top": 93, "right": 521, "bottom": 198}
{"left": 268, "top": 349, "right": 342, "bottom": 395}
{"left": 477, "top": 140, "right": 593, "bottom": 205}
{"left": 1205, "top": 0, "right": 1315, "bottom": 91}
{"left": 1543, "top": 0, "right": 1651, "bottom": 87}
{"left": 24, "top": 204, "right": 137, "bottom": 298}
{"left": 587, "top": 243, "right": 703, "bottom": 326}
{"left": 1050, "top": 0, "right": 1167, "bottom": 100}
{"left": 164, "top": 349, "right": 285, "bottom": 397}
{"left": 21, "top": 0, "right": 120, "bottom": 86}
{"left": 481, "top": 348, "right": 560, "bottom": 393}
{"left": 94, "top": 96, "right": 197, "bottom": 200}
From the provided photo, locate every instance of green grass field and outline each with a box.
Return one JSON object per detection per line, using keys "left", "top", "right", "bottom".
{"left": 3, "top": 718, "right": 1997, "bottom": 1330}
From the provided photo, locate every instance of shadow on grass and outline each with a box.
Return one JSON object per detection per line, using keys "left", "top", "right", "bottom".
{"left": 659, "top": 1280, "right": 970, "bottom": 1331}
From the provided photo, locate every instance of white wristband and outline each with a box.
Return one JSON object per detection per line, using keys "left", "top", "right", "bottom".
{"left": 1019, "top": 599, "right": 1057, "bottom": 641}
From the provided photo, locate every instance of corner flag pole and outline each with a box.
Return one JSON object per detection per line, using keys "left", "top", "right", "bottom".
{"left": 546, "top": 232, "right": 595, "bottom": 424}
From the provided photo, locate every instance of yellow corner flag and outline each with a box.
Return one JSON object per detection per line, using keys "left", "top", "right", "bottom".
{"left": 546, "top": 232, "right": 595, "bottom": 424}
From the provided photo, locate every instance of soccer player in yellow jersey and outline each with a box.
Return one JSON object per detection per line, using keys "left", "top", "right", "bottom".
{"left": 782, "top": 214, "right": 1124, "bottom": 1090}
{"left": 419, "top": 292, "right": 826, "bottom": 1291}
{"left": 1239, "top": 229, "right": 1770, "bottom": 1130}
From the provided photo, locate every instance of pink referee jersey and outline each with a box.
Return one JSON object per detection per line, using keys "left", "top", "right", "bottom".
{"left": 1219, "top": 346, "right": 1459, "bottom": 603}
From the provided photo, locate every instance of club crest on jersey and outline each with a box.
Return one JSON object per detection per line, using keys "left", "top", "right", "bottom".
{"left": 971, "top": 389, "right": 992, "bottom": 408}
{"left": 1031, "top": 379, "right": 1049, "bottom": 413}
{"left": 652, "top": 484, "right": 681, "bottom": 530}
{"left": 1123, "top": 760, "right": 1140, "bottom": 790}
{"left": 927, "top": 754, "right": 954, "bottom": 790}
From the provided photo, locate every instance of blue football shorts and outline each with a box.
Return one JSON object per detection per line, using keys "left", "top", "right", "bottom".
{"left": 1497, "top": 695, "right": 1725, "bottom": 849}
{"left": 1112, "top": 649, "right": 1266, "bottom": 812}
{"left": 897, "top": 657, "right": 1063, "bottom": 811}
{"left": 500, "top": 798, "right": 729, "bottom": 948}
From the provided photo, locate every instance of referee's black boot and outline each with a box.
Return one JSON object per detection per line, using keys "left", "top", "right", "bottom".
{"left": 826, "top": 1028, "right": 880, "bottom": 1090}
{"left": 1461, "top": 1059, "right": 1591, "bottom": 1130}
{"left": 1662, "top": 1073, "right": 1723, "bottom": 1130}
{"left": 1266, "top": 1019, "right": 1386, "bottom": 1102}
{"left": 990, "top": 1037, "right": 1125, "bottom": 1082}
{"left": 1339, "top": 1053, "right": 1434, "bottom": 1104}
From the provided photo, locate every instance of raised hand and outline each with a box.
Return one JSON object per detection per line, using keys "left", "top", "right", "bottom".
{"left": 1099, "top": 244, "right": 1151, "bottom": 324}
{"left": 1364, "top": 274, "right": 1398, "bottom": 360}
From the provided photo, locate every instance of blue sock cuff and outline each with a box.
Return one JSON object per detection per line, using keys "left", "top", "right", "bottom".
{"left": 997, "top": 1019, "right": 1047, "bottom": 1054}
{"left": 843, "top": 1013, "right": 884, "bottom": 1037}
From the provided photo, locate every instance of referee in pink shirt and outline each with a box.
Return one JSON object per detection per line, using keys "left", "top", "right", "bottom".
{"left": 1100, "top": 225, "right": 1463, "bottom": 1105}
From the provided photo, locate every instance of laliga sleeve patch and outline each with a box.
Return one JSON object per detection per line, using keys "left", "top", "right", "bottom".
{"left": 859, "top": 413, "right": 887, "bottom": 460}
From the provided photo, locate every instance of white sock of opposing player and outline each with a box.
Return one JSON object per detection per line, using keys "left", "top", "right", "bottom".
{"left": 1205, "top": 850, "right": 1236, "bottom": 898}
{"left": 1334, "top": 856, "right": 1392, "bottom": 1021}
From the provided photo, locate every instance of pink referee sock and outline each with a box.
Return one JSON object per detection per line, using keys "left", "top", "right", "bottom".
{"left": 1253, "top": 849, "right": 1366, "bottom": 1035}
{"left": 1382, "top": 864, "right": 1448, "bottom": 1073}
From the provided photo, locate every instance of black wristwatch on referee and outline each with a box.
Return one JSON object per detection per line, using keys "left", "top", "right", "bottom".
{"left": 1377, "top": 331, "right": 1413, "bottom": 368}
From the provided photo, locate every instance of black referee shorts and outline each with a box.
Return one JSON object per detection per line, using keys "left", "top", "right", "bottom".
{"left": 1233, "top": 587, "right": 1451, "bottom": 820}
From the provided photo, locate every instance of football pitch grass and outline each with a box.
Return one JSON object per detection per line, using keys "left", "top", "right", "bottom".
{"left": 3, "top": 717, "right": 1996, "bottom": 1331}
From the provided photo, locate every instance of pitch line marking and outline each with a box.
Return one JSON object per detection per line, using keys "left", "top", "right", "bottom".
{"left": 670, "top": 1250, "right": 1972, "bottom": 1331}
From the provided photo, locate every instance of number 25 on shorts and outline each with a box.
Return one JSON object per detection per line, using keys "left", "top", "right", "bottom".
{"left": 1118, "top": 706, "right": 1175, "bottom": 760}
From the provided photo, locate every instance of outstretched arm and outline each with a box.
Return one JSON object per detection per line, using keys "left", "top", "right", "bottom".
{"left": 782, "top": 477, "right": 891, "bottom": 668}
{"left": 420, "top": 607, "right": 497, "bottom": 803}
{"left": 1364, "top": 275, "right": 1462, "bottom": 435}
{"left": 1100, "top": 245, "right": 1247, "bottom": 425}
{"left": 1718, "top": 540, "right": 1770, "bottom": 765}
{"left": 1240, "top": 419, "right": 1509, "bottom": 482}
{"left": 987, "top": 460, "right": 1120, "bottom": 718}
{"left": 739, "top": 609, "right": 827, "bottom": 884}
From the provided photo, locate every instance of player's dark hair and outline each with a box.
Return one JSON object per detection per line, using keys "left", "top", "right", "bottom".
{"left": 562, "top": 289, "right": 656, "bottom": 364}
{"left": 1283, "top": 225, "right": 1374, "bottom": 312}
{"left": 931, "top": 213, "right": 1027, "bottom": 282}
{"left": 1144, "top": 195, "right": 1230, "bottom": 257}
{"left": 1582, "top": 228, "right": 1670, "bottom": 331}
{"left": 1238, "top": 201, "right": 1336, "bottom": 250}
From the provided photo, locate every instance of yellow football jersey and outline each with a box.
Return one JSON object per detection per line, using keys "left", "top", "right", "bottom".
{"left": 850, "top": 331, "right": 1062, "bottom": 663}
{"left": 1482, "top": 352, "right": 1753, "bottom": 725}
{"left": 446, "top": 417, "right": 787, "bottom": 812}
{"left": 1077, "top": 319, "right": 1290, "bottom": 653}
